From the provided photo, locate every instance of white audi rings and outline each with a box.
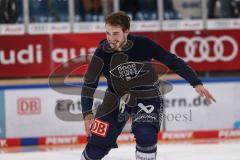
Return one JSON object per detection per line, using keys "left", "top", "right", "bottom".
{"left": 170, "top": 36, "right": 238, "bottom": 62}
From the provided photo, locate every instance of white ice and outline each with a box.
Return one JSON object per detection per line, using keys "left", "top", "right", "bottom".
{"left": 0, "top": 142, "right": 240, "bottom": 160}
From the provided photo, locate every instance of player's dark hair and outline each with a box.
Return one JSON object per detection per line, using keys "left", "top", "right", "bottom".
{"left": 105, "top": 11, "right": 130, "bottom": 32}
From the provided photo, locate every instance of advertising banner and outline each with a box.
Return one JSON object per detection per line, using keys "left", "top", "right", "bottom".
{"left": 141, "top": 30, "right": 240, "bottom": 71}
{"left": 0, "top": 91, "right": 5, "bottom": 138}
{"left": 121, "top": 80, "right": 240, "bottom": 132}
{"left": 164, "top": 81, "right": 240, "bottom": 131}
{"left": 5, "top": 86, "right": 106, "bottom": 138}
{"left": 4, "top": 80, "right": 240, "bottom": 138}
{"left": 0, "top": 30, "right": 240, "bottom": 77}
{"left": 0, "top": 33, "right": 105, "bottom": 77}
{"left": 0, "top": 24, "right": 25, "bottom": 35}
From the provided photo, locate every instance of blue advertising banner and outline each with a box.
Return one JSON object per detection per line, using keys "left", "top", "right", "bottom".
{"left": 0, "top": 91, "right": 5, "bottom": 138}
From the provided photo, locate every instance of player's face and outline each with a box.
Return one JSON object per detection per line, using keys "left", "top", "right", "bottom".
{"left": 105, "top": 24, "right": 129, "bottom": 50}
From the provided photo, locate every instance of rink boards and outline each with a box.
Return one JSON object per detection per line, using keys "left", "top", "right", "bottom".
{"left": 0, "top": 78, "right": 240, "bottom": 147}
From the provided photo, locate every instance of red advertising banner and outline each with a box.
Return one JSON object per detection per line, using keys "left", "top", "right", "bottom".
{"left": 152, "top": 30, "right": 240, "bottom": 71}
{"left": 0, "top": 33, "right": 105, "bottom": 77}
{"left": 0, "top": 30, "right": 239, "bottom": 78}
{"left": 1, "top": 129, "right": 240, "bottom": 147}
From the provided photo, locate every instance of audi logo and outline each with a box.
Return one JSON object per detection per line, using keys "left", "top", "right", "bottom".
{"left": 170, "top": 36, "right": 238, "bottom": 62}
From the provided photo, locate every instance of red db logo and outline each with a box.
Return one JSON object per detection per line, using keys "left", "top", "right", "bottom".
{"left": 17, "top": 98, "right": 41, "bottom": 115}
{"left": 91, "top": 119, "right": 109, "bottom": 137}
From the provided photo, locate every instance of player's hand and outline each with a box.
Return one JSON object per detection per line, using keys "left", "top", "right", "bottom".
{"left": 195, "top": 84, "right": 216, "bottom": 104}
{"left": 84, "top": 114, "right": 95, "bottom": 137}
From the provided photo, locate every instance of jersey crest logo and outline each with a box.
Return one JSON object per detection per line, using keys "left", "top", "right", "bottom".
{"left": 110, "top": 62, "right": 148, "bottom": 81}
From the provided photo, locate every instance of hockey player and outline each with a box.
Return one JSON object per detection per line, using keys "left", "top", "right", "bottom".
{"left": 81, "top": 11, "right": 216, "bottom": 160}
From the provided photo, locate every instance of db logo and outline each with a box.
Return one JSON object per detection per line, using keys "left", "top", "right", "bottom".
{"left": 91, "top": 119, "right": 109, "bottom": 137}
{"left": 17, "top": 98, "right": 41, "bottom": 115}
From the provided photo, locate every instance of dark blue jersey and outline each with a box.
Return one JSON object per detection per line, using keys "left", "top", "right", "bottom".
{"left": 81, "top": 34, "right": 202, "bottom": 116}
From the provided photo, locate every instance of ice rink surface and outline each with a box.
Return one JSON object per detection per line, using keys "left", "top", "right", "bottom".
{"left": 1, "top": 140, "right": 240, "bottom": 160}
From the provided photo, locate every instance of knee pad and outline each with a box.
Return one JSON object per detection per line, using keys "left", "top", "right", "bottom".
{"left": 133, "top": 123, "right": 158, "bottom": 149}
{"left": 81, "top": 143, "right": 110, "bottom": 160}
